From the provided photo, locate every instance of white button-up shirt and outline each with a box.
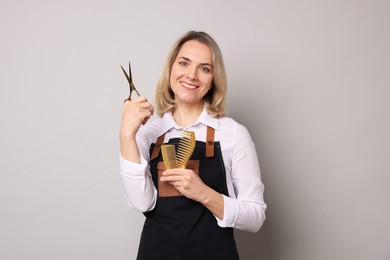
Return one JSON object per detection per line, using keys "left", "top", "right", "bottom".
{"left": 120, "top": 109, "right": 266, "bottom": 233}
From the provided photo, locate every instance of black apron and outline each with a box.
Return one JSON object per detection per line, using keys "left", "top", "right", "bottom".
{"left": 137, "top": 127, "right": 239, "bottom": 260}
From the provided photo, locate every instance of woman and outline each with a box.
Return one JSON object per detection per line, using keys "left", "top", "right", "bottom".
{"left": 119, "top": 31, "right": 266, "bottom": 259}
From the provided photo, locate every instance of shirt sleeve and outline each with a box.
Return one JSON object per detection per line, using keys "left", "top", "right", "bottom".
{"left": 119, "top": 131, "right": 157, "bottom": 213}
{"left": 216, "top": 124, "right": 267, "bottom": 233}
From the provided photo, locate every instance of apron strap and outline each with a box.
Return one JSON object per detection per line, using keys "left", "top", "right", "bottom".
{"left": 150, "top": 134, "right": 165, "bottom": 160}
{"left": 150, "top": 126, "right": 215, "bottom": 160}
{"left": 206, "top": 126, "right": 215, "bottom": 158}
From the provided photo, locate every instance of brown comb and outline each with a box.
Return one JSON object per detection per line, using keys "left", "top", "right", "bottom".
{"left": 161, "top": 144, "right": 177, "bottom": 169}
{"left": 176, "top": 130, "right": 196, "bottom": 169}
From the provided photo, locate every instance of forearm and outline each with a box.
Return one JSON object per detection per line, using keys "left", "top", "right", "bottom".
{"left": 120, "top": 131, "right": 141, "bottom": 163}
{"left": 216, "top": 195, "right": 266, "bottom": 233}
{"left": 119, "top": 96, "right": 154, "bottom": 163}
{"left": 199, "top": 187, "right": 265, "bottom": 232}
{"left": 120, "top": 155, "right": 157, "bottom": 212}
{"left": 200, "top": 187, "right": 225, "bottom": 220}
{"left": 121, "top": 174, "right": 157, "bottom": 212}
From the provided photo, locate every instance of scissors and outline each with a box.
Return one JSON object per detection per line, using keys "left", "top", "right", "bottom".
{"left": 120, "top": 62, "right": 141, "bottom": 102}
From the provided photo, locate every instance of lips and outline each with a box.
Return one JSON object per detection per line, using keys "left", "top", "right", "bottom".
{"left": 180, "top": 81, "right": 198, "bottom": 90}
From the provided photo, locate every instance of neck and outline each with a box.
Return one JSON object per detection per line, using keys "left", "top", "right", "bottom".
{"left": 172, "top": 102, "right": 204, "bottom": 127}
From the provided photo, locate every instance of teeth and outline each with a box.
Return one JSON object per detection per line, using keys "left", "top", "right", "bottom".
{"left": 181, "top": 82, "right": 197, "bottom": 89}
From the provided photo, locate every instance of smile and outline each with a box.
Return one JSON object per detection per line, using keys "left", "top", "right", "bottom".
{"left": 180, "top": 81, "right": 198, "bottom": 90}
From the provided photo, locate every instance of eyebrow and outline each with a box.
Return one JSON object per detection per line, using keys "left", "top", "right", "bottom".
{"left": 178, "top": 56, "right": 213, "bottom": 67}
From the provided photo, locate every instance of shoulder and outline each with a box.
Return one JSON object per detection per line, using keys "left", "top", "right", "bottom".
{"left": 217, "top": 116, "right": 251, "bottom": 136}
{"left": 215, "top": 116, "right": 253, "bottom": 145}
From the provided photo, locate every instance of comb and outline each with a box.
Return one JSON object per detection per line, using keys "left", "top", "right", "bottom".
{"left": 161, "top": 145, "right": 177, "bottom": 169}
{"left": 176, "top": 130, "right": 196, "bottom": 169}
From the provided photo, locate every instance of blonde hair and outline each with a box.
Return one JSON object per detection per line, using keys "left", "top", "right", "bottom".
{"left": 155, "top": 31, "right": 227, "bottom": 118}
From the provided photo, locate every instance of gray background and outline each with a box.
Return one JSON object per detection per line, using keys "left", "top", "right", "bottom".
{"left": 1, "top": 0, "right": 389, "bottom": 259}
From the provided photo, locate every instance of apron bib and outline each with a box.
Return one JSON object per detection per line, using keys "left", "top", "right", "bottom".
{"left": 137, "top": 127, "right": 239, "bottom": 260}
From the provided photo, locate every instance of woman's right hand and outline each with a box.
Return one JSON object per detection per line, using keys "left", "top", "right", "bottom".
{"left": 120, "top": 96, "right": 154, "bottom": 139}
{"left": 120, "top": 96, "right": 154, "bottom": 163}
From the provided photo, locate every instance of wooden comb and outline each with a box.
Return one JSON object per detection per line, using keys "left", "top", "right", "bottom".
{"left": 161, "top": 145, "right": 177, "bottom": 169}
{"left": 176, "top": 130, "right": 196, "bottom": 169}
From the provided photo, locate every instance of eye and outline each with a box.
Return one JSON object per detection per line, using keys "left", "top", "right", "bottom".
{"left": 178, "top": 61, "right": 188, "bottom": 67}
{"left": 200, "top": 66, "right": 212, "bottom": 73}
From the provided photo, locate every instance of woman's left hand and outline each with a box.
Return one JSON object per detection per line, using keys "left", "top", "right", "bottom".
{"left": 160, "top": 169, "right": 208, "bottom": 202}
{"left": 161, "top": 168, "right": 225, "bottom": 220}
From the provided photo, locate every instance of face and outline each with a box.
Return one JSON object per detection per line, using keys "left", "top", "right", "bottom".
{"left": 169, "top": 40, "right": 213, "bottom": 107}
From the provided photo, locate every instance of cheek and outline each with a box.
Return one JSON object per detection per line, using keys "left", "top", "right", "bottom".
{"left": 170, "top": 65, "right": 183, "bottom": 79}
{"left": 204, "top": 76, "right": 213, "bottom": 88}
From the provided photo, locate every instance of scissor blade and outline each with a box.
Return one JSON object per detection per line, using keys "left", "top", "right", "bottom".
{"left": 128, "top": 62, "right": 133, "bottom": 83}
{"left": 130, "top": 83, "right": 140, "bottom": 96}
{"left": 128, "top": 62, "right": 139, "bottom": 93}
{"left": 120, "top": 65, "right": 132, "bottom": 85}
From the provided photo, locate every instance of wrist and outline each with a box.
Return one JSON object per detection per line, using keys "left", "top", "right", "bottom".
{"left": 119, "top": 133, "right": 141, "bottom": 163}
{"left": 201, "top": 187, "right": 224, "bottom": 220}
{"left": 201, "top": 186, "right": 219, "bottom": 205}
{"left": 119, "top": 129, "right": 136, "bottom": 141}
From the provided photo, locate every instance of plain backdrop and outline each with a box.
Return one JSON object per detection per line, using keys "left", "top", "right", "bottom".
{"left": 1, "top": 0, "right": 389, "bottom": 259}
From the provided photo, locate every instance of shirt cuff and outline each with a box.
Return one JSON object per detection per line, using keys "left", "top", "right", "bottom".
{"left": 119, "top": 153, "right": 148, "bottom": 179}
{"left": 215, "top": 195, "right": 238, "bottom": 228}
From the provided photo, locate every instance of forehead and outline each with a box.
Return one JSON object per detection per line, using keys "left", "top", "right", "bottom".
{"left": 177, "top": 40, "right": 213, "bottom": 64}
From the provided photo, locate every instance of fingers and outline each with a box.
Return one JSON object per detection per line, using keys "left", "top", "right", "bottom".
{"left": 122, "top": 97, "right": 154, "bottom": 118}
{"left": 120, "top": 96, "right": 155, "bottom": 137}
{"left": 160, "top": 170, "right": 180, "bottom": 183}
{"left": 127, "top": 96, "right": 148, "bottom": 105}
{"left": 162, "top": 169, "right": 191, "bottom": 176}
{"left": 124, "top": 96, "right": 146, "bottom": 102}
{"left": 160, "top": 169, "right": 193, "bottom": 183}
{"left": 160, "top": 170, "right": 205, "bottom": 200}
{"left": 123, "top": 96, "right": 154, "bottom": 115}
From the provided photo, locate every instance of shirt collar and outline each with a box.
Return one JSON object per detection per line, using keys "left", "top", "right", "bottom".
{"left": 157, "top": 107, "right": 220, "bottom": 137}
{"left": 196, "top": 108, "right": 220, "bottom": 130}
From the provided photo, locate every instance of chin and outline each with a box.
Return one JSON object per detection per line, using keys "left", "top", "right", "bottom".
{"left": 176, "top": 96, "right": 203, "bottom": 105}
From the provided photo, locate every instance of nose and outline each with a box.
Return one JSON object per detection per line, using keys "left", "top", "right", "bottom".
{"left": 187, "top": 66, "right": 198, "bottom": 81}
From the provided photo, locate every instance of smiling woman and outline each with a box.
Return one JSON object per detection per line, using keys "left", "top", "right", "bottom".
{"left": 169, "top": 40, "right": 214, "bottom": 119}
{"left": 155, "top": 31, "right": 228, "bottom": 119}
{"left": 119, "top": 31, "right": 266, "bottom": 260}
